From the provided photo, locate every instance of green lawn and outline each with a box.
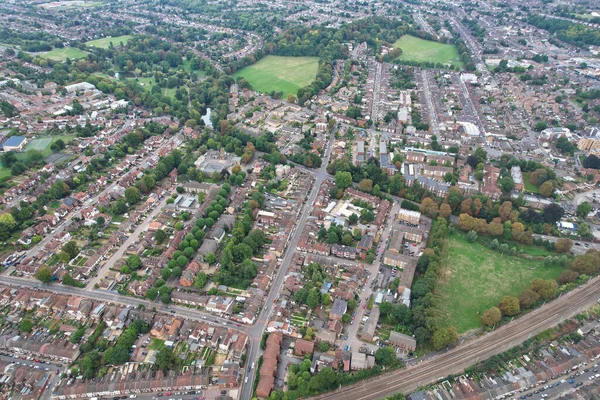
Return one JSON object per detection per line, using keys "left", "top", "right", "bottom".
{"left": 231, "top": 55, "right": 319, "bottom": 97}
{"left": 149, "top": 338, "right": 166, "bottom": 350}
{"left": 393, "top": 35, "right": 461, "bottom": 66}
{"left": 38, "top": 1, "right": 104, "bottom": 8}
{"left": 86, "top": 35, "right": 133, "bottom": 49}
{"left": 127, "top": 77, "right": 156, "bottom": 90}
{"left": 522, "top": 173, "right": 540, "bottom": 194}
{"left": 41, "top": 47, "right": 88, "bottom": 61}
{"left": 436, "top": 231, "right": 565, "bottom": 334}
{"left": 21, "top": 135, "right": 76, "bottom": 157}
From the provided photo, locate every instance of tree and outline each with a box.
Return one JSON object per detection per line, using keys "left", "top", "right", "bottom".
{"left": 146, "top": 287, "right": 159, "bottom": 300}
{"left": 439, "top": 203, "right": 452, "bottom": 218}
{"left": 20, "top": 319, "right": 34, "bottom": 333}
{"left": 571, "top": 250, "right": 600, "bottom": 275}
{"left": 498, "top": 176, "right": 515, "bottom": 194}
{"left": 204, "top": 252, "right": 217, "bottom": 265}
{"left": 555, "top": 238, "right": 573, "bottom": 253}
{"left": 294, "top": 288, "right": 309, "bottom": 305}
{"left": 125, "top": 187, "right": 141, "bottom": 205}
{"left": 530, "top": 278, "right": 558, "bottom": 300}
{"left": 432, "top": 327, "right": 458, "bottom": 350}
{"left": 35, "top": 266, "right": 53, "bottom": 284}
{"left": 539, "top": 181, "right": 554, "bottom": 198}
{"left": 481, "top": 307, "right": 501, "bottom": 327}
{"left": 0, "top": 151, "right": 17, "bottom": 168}
{"left": 327, "top": 231, "right": 339, "bottom": 244}
{"left": 582, "top": 154, "right": 600, "bottom": 169}
{"left": 533, "top": 121, "right": 548, "bottom": 132}
{"left": 358, "top": 179, "right": 373, "bottom": 193}
{"left": 112, "top": 199, "right": 128, "bottom": 215}
{"left": 319, "top": 342, "right": 330, "bottom": 352}
{"left": 467, "top": 230, "right": 478, "bottom": 242}
{"left": 543, "top": 203, "right": 564, "bottom": 223}
{"left": 342, "top": 232, "right": 353, "bottom": 246}
{"left": 11, "top": 162, "right": 26, "bottom": 176}
{"left": 559, "top": 270, "right": 579, "bottom": 284}
{"left": 348, "top": 213, "right": 359, "bottom": 225}
{"left": 306, "top": 289, "right": 320, "bottom": 309}
{"left": 419, "top": 197, "right": 439, "bottom": 218}
{"left": 577, "top": 201, "right": 592, "bottom": 219}
{"left": 62, "top": 241, "right": 80, "bottom": 259}
{"left": 194, "top": 272, "right": 208, "bottom": 289}
{"left": 154, "top": 229, "right": 167, "bottom": 244}
{"left": 498, "top": 295, "right": 520, "bottom": 316}
{"left": 518, "top": 289, "right": 539, "bottom": 309}
{"left": 57, "top": 250, "right": 71, "bottom": 264}
{"left": 155, "top": 348, "right": 178, "bottom": 373}
{"left": 374, "top": 346, "right": 397, "bottom": 366}
{"left": 127, "top": 255, "right": 142, "bottom": 270}
{"left": 27, "top": 150, "right": 44, "bottom": 165}
{"left": 335, "top": 171, "right": 352, "bottom": 190}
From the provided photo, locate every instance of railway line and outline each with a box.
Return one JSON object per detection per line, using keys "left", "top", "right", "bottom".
{"left": 314, "top": 277, "right": 600, "bottom": 400}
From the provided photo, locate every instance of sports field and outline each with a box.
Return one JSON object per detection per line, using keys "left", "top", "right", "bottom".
{"left": 38, "top": 1, "right": 103, "bottom": 8}
{"left": 393, "top": 35, "right": 461, "bottom": 66}
{"left": 86, "top": 35, "right": 133, "bottom": 49}
{"left": 25, "top": 137, "right": 52, "bottom": 151}
{"left": 231, "top": 55, "right": 319, "bottom": 97}
{"left": 41, "top": 47, "right": 88, "bottom": 61}
{"left": 436, "top": 231, "right": 564, "bottom": 333}
{"left": 21, "top": 135, "right": 76, "bottom": 157}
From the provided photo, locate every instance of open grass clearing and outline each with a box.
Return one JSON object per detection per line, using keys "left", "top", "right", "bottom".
{"left": 522, "top": 172, "right": 540, "bottom": 194}
{"left": 22, "top": 135, "right": 76, "bottom": 157}
{"left": 41, "top": 47, "right": 88, "bottom": 61}
{"left": 86, "top": 35, "right": 133, "bottom": 49}
{"left": 393, "top": 35, "right": 461, "bottom": 67}
{"left": 231, "top": 55, "right": 319, "bottom": 97}
{"left": 436, "top": 230, "right": 565, "bottom": 334}
{"left": 38, "top": 1, "right": 104, "bottom": 8}
{"left": 148, "top": 338, "right": 166, "bottom": 351}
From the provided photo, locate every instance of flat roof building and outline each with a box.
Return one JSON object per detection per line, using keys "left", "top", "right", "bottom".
{"left": 1, "top": 136, "right": 27, "bottom": 152}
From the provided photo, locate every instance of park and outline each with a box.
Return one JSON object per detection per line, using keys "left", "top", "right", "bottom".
{"left": 436, "top": 231, "right": 564, "bottom": 333}
{"left": 231, "top": 55, "right": 319, "bottom": 97}
{"left": 41, "top": 47, "right": 88, "bottom": 61}
{"left": 85, "top": 35, "right": 134, "bottom": 49}
{"left": 393, "top": 35, "right": 461, "bottom": 66}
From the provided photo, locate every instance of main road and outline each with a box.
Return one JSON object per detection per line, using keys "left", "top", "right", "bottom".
{"left": 313, "top": 276, "right": 600, "bottom": 400}
{"left": 239, "top": 126, "right": 337, "bottom": 400}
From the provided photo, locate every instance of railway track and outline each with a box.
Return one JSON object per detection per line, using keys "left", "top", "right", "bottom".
{"left": 313, "top": 277, "right": 600, "bottom": 400}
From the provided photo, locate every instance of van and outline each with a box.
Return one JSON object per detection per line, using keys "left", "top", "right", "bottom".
{"left": 245, "top": 376, "right": 249, "bottom": 384}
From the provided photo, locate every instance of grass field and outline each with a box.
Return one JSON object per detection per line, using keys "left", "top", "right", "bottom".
{"left": 437, "top": 231, "right": 564, "bottom": 334}
{"left": 232, "top": 55, "right": 319, "bottom": 97}
{"left": 39, "top": 1, "right": 103, "bottom": 8}
{"left": 21, "top": 135, "right": 76, "bottom": 158}
{"left": 393, "top": 35, "right": 461, "bottom": 66}
{"left": 128, "top": 77, "right": 156, "bottom": 89}
{"left": 86, "top": 35, "right": 133, "bottom": 49}
{"left": 41, "top": 47, "right": 88, "bottom": 61}
{"left": 522, "top": 173, "right": 540, "bottom": 194}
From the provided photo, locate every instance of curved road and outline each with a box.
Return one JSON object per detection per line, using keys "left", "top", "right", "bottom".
{"left": 314, "top": 276, "right": 600, "bottom": 400}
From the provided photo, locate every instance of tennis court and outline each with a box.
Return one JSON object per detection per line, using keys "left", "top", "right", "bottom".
{"left": 25, "top": 137, "right": 53, "bottom": 151}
